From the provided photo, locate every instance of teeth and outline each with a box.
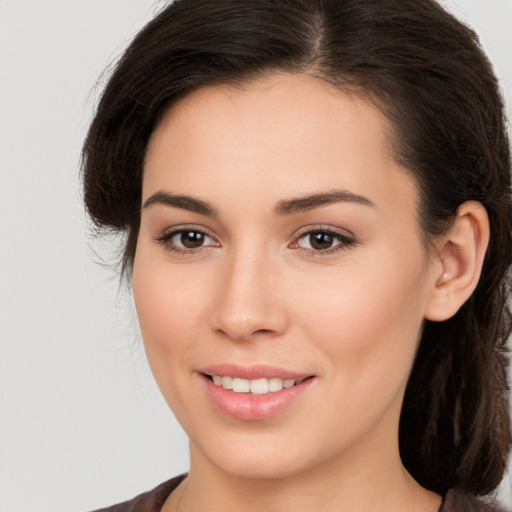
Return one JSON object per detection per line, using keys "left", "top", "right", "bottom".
{"left": 250, "top": 378, "right": 268, "bottom": 395}
{"left": 232, "top": 378, "right": 250, "bottom": 393}
{"left": 268, "top": 377, "right": 284, "bottom": 392}
{"left": 211, "top": 376, "right": 300, "bottom": 394}
{"left": 221, "top": 376, "right": 233, "bottom": 389}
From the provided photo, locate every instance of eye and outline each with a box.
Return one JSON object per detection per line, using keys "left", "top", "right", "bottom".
{"left": 294, "top": 229, "right": 356, "bottom": 254}
{"left": 156, "top": 228, "right": 218, "bottom": 253}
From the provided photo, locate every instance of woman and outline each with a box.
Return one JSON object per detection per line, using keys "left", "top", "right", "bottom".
{"left": 82, "top": 0, "right": 512, "bottom": 510}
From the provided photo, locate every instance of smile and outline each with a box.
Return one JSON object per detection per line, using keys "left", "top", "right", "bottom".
{"left": 210, "top": 375, "right": 301, "bottom": 394}
{"left": 199, "top": 366, "right": 316, "bottom": 421}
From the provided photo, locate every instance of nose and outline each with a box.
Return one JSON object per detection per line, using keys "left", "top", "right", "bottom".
{"left": 211, "top": 249, "right": 289, "bottom": 343}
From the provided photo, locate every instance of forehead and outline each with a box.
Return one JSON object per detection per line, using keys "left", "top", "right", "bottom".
{"left": 143, "top": 73, "right": 417, "bottom": 219}
{"left": 151, "top": 73, "right": 394, "bottom": 156}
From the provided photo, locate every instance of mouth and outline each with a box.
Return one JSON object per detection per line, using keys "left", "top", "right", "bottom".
{"left": 205, "top": 374, "right": 309, "bottom": 395}
{"left": 198, "top": 366, "right": 316, "bottom": 420}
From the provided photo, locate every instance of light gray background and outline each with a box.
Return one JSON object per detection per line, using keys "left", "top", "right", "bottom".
{"left": 1, "top": 1, "right": 511, "bottom": 511}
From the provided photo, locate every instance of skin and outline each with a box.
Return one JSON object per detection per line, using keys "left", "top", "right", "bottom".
{"left": 132, "top": 73, "right": 488, "bottom": 511}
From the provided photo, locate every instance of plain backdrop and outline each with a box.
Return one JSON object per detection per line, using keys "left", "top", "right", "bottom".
{"left": 1, "top": 1, "right": 511, "bottom": 511}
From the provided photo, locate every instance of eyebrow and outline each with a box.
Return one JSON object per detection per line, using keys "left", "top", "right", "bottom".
{"left": 142, "top": 189, "right": 375, "bottom": 217}
{"left": 274, "top": 189, "right": 375, "bottom": 215}
{"left": 143, "top": 191, "right": 219, "bottom": 217}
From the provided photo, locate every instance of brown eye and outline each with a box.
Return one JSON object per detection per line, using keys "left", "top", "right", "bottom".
{"left": 179, "top": 230, "right": 206, "bottom": 249}
{"left": 157, "top": 229, "right": 218, "bottom": 252}
{"left": 309, "top": 232, "right": 334, "bottom": 250}
{"left": 296, "top": 229, "right": 355, "bottom": 253}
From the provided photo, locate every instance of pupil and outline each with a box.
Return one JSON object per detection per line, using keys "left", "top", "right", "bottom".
{"left": 310, "top": 232, "right": 333, "bottom": 250}
{"left": 181, "top": 231, "right": 204, "bottom": 249}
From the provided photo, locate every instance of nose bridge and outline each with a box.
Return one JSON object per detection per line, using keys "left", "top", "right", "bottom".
{"left": 211, "top": 240, "right": 287, "bottom": 341}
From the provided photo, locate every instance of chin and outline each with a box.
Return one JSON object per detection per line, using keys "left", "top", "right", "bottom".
{"left": 217, "top": 456, "right": 308, "bottom": 481}
{"left": 193, "top": 432, "right": 322, "bottom": 481}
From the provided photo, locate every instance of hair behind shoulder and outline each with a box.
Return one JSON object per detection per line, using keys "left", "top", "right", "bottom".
{"left": 81, "top": 0, "right": 512, "bottom": 495}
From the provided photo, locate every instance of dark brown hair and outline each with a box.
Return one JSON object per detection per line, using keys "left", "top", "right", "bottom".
{"left": 82, "top": 0, "right": 512, "bottom": 496}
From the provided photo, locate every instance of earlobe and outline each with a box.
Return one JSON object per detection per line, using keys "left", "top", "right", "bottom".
{"left": 425, "top": 201, "right": 490, "bottom": 322}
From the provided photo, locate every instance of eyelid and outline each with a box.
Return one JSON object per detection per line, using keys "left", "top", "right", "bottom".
{"left": 292, "top": 224, "right": 356, "bottom": 240}
{"left": 154, "top": 223, "right": 357, "bottom": 257}
{"left": 155, "top": 224, "right": 220, "bottom": 254}
{"left": 289, "top": 225, "right": 357, "bottom": 255}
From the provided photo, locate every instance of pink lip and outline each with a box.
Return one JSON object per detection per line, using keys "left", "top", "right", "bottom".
{"left": 197, "top": 364, "right": 315, "bottom": 421}
{"left": 198, "top": 363, "right": 310, "bottom": 380}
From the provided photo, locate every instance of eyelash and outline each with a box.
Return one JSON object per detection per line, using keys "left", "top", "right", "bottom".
{"left": 155, "top": 226, "right": 357, "bottom": 257}
{"left": 155, "top": 226, "right": 218, "bottom": 256}
{"left": 292, "top": 227, "right": 357, "bottom": 256}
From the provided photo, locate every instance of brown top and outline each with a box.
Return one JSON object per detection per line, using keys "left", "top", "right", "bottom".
{"left": 90, "top": 475, "right": 510, "bottom": 512}
{"left": 90, "top": 476, "right": 186, "bottom": 512}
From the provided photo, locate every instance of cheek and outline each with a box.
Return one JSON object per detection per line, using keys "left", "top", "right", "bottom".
{"left": 133, "top": 234, "right": 214, "bottom": 329}
{"left": 291, "top": 248, "right": 429, "bottom": 391}
{"left": 132, "top": 248, "right": 207, "bottom": 383}
{"left": 284, "top": 254, "right": 430, "bottom": 450}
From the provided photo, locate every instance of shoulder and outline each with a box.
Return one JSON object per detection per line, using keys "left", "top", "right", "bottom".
{"left": 441, "top": 489, "right": 511, "bottom": 512}
{"left": 88, "top": 474, "right": 186, "bottom": 512}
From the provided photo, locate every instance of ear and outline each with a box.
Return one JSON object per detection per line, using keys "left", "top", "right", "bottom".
{"left": 424, "top": 201, "right": 490, "bottom": 322}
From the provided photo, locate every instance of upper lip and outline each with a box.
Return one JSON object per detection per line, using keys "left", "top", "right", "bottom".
{"left": 198, "top": 363, "right": 312, "bottom": 381}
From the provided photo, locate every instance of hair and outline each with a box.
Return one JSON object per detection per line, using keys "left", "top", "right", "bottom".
{"left": 82, "top": 0, "right": 512, "bottom": 497}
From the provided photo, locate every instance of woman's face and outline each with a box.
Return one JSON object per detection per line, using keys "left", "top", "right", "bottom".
{"left": 133, "top": 73, "right": 439, "bottom": 480}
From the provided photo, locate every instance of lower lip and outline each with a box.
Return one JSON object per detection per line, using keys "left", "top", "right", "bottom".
{"left": 201, "top": 375, "right": 314, "bottom": 421}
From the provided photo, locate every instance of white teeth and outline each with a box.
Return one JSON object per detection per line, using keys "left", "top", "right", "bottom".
{"left": 268, "top": 378, "right": 284, "bottom": 392}
{"left": 211, "top": 375, "right": 300, "bottom": 394}
{"left": 232, "top": 378, "right": 250, "bottom": 393}
{"left": 221, "top": 376, "right": 233, "bottom": 389}
{"left": 250, "top": 378, "right": 269, "bottom": 395}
